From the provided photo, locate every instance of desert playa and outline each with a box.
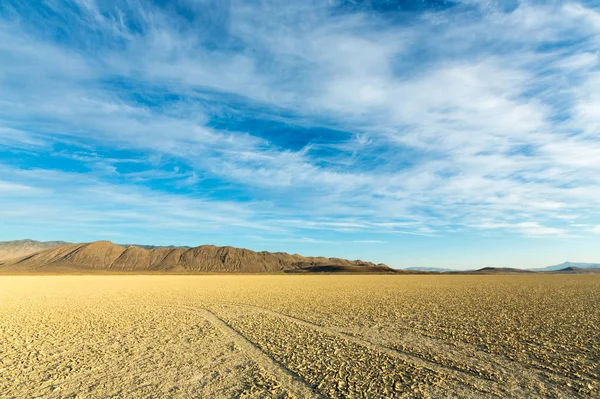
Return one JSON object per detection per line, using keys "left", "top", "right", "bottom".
{"left": 3, "top": 1, "right": 600, "bottom": 398}
{"left": 1, "top": 274, "right": 598, "bottom": 398}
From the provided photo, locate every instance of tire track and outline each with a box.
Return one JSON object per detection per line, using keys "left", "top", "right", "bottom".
{"left": 165, "top": 304, "right": 322, "bottom": 399}
{"left": 214, "top": 301, "right": 585, "bottom": 398}
{"left": 210, "top": 302, "right": 514, "bottom": 396}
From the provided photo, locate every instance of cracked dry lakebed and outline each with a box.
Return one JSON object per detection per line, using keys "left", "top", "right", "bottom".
{"left": 0, "top": 275, "right": 598, "bottom": 398}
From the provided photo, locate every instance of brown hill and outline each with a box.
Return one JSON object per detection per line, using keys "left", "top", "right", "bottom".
{"left": 0, "top": 239, "right": 68, "bottom": 261}
{"left": 0, "top": 240, "right": 395, "bottom": 274}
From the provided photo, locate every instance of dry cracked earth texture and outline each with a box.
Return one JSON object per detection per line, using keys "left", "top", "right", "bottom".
{"left": 0, "top": 275, "right": 598, "bottom": 398}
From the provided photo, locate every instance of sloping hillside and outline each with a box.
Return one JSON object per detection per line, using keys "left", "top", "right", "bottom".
{"left": 0, "top": 240, "right": 394, "bottom": 274}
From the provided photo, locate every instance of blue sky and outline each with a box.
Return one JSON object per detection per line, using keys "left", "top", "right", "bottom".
{"left": 1, "top": 0, "right": 600, "bottom": 269}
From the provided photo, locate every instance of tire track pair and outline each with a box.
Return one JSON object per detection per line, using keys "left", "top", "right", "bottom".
{"left": 166, "top": 302, "right": 579, "bottom": 398}
{"left": 212, "top": 301, "right": 583, "bottom": 398}
{"left": 209, "top": 302, "right": 501, "bottom": 397}
{"left": 167, "top": 302, "right": 496, "bottom": 397}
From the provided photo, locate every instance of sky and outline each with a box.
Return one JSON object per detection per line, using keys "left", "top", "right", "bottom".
{"left": 1, "top": 0, "right": 600, "bottom": 269}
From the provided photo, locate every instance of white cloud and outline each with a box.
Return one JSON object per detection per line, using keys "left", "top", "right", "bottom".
{"left": 1, "top": 0, "right": 600, "bottom": 241}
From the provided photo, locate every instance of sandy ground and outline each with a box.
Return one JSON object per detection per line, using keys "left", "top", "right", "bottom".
{"left": 0, "top": 275, "right": 598, "bottom": 398}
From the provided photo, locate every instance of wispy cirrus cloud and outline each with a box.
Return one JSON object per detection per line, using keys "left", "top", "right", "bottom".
{"left": 1, "top": 0, "right": 600, "bottom": 267}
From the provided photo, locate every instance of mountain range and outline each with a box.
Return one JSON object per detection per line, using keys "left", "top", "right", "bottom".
{"left": 0, "top": 240, "right": 394, "bottom": 274}
{"left": 405, "top": 263, "right": 600, "bottom": 274}
{"left": 530, "top": 262, "right": 600, "bottom": 272}
{"left": 1, "top": 240, "right": 598, "bottom": 274}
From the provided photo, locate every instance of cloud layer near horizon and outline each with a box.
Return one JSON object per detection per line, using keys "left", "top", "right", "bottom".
{"left": 1, "top": 0, "right": 600, "bottom": 266}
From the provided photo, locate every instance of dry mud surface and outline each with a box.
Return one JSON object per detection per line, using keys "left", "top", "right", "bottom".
{"left": 0, "top": 275, "right": 598, "bottom": 398}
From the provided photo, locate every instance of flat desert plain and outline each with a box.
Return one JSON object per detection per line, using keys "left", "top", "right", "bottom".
{"left": 0, "top": 275, "right": 598, "bottom": 398}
